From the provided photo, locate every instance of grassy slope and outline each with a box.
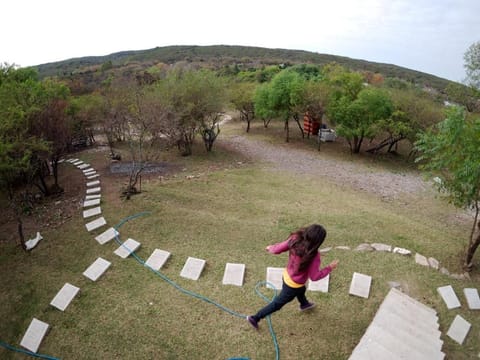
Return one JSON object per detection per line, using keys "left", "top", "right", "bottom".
{"left": 0, "top": 120, "right": 478, "bottom": 359}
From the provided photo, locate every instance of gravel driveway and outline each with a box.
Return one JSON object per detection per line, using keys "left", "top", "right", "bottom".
{"left": 219, "top": 133, "right": 430, "bottom": 200}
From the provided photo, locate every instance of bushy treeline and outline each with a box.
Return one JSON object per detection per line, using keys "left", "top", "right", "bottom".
{"left": 0, "top": 64, "right": 95, "bottom": 249}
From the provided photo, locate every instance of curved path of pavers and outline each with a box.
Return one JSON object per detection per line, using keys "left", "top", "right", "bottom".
{"left": 13, "top": 158, "right": 480, "bottom": 359}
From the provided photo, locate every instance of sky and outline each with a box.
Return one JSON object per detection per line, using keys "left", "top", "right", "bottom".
{"left": 2, "top": 0, "right": 479, "bottom": 83}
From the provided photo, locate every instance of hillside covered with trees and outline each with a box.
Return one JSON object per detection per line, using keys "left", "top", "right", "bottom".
{"left": 35, "top": 45, "right": 454, "bottom": 92}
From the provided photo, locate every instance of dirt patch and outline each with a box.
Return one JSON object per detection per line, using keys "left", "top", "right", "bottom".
{"left": 0, "top": 158, "right": 86, "bottom": 245}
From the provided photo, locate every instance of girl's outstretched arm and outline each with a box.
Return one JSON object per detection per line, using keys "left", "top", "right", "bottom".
{"left": 329, "top": 259, "right": 339, "bottom": 269}
{"left": 265, "top": 239, "right": 290, "bottom": 254}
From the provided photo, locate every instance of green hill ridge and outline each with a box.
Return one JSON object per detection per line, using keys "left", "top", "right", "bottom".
{"left": 35, "top": 44, "right": 453, "bottom": 91}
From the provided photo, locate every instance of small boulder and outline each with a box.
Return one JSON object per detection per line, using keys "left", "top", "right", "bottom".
{"left": 371, "top": 243, "right": 392, "bottom": 252}
{"left": 355, "top": 243, "right": 375, "bottom": 252}
{"left": 393, "top": 247, "right": 412, "bottom": 256}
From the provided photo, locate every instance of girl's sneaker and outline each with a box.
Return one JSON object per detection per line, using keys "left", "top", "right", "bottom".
{"left": 247, "top": 316, "right": 259, "bottom": 330}
{"left": 300, "top": 302, "right": 316, "bottom": 311}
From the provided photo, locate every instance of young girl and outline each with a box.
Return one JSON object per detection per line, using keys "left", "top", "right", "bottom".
{"left": 247, "top": 224, "right": 339, "bottom": 330}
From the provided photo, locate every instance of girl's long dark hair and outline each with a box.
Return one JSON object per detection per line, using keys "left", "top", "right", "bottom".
{"left": 288, "top": 224, "right": 326, "bottom": 272}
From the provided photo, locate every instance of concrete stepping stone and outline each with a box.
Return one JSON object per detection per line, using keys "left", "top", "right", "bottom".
{"left": 87, "top": 174, "right": 100, "bottom": 179}
{"left": 222, "top": 263, "right": 245, "bottom": 286}
{"left": 83, "top": 206, "right": 101, "bottom": 218}
{"left": 308, "top": 274, "right": 329, "bottom": 292}
{"left": 446, "top": 314, "right": 471, "bottom": 345}
{"left": 437, "top": 285, "right": 461, "bottom": 309}
{"left": 114, "top": 238, "right": 141, "bottom": 258}
{"left": 86, "top": 180, "right": 100, "bottom": 187}
{"left": 266, "top": 267, "right": 284, "bottom": 290}
{"left": 463, "top": 288, "right": 480, "bottom": 310}
{"left": 83, "top": 198, "right": 101, "bottom": 207}
{"left": 72, "top": 160, "right": 83, "bottom": 165}
{"left": 84, "top": 171, "right": 96, "bottom": 177}
{"left": 86, "top": 187, "right": 101, "bottom": 194}
{"left": 85, "top": 194, "right": 101, "bottom": 200}
{"left": 180, "top": 257, "right": 206, "bottom": 280}
{"left": 95, "top": 227, "right": 119, "bottom": 245}
{"left": 85, "top": 217, "right": 106, "bottom": 232}
{"left": 82, "top": 168, "right": 95, "bottom": 173}
{"left": 78, "top": 163, "right": 90, "bottom": 169}
{"left": 349, "top": 272, "right": 372, "bottom": 299}
{"left": 83, "top": 257, "right": 111, "bottom": 281}
{"left": 145, "top": 249, "right": 171, "bottom": 270}
{"left": 68, "top": 158, "right": 79, "bottom": 163}
{"left": 20, "top": 318, "right": 50, "bottom": 353}
{"left": 50, "top": 283, "right": 80, "bottom": 311}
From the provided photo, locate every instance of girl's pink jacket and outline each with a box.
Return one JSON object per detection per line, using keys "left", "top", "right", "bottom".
{"left": 268, "top": 236, "right": 332, "bottom": 286}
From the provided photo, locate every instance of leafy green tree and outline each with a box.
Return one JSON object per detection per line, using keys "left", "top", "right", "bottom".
{"left": 158, "top": 69, "right": 227, "bottom": 155}
{"left": 31, "top": 79, "right": 71, "bottom": 193}
{"left": 253, "top": 83, "right": 275, "bottom": 128}
{"left": 329, "top": 86, "right": 393, "bottom": 153}
{"left": 323, "top": 63, "right": 364, "bottom": 101}
{"left": 464, "top": 41, "right": 480, "bottom": 89}
{"left": 366, "top": 88, "right": 443, "bottom": 155}
{"left": 415, "top": 106, "right": 480, "bottom": 271}
{"left": 230, "top": 82, "right": 256, "bottom": 132}
{"left": 0, "top": 64, "right": 49, "bottom": 249}
{"left": 445, "top": 82, "right": 480, "bottom": 113}
{"left": 254, "top": 70, "right": 306, "bottom": 142}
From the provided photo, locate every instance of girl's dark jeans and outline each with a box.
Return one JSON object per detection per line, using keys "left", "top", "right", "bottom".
{"left": 253, "top": 280, "right": 308, "bottom": 321}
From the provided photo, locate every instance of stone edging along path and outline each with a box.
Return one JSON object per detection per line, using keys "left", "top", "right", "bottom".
{"left": 16, "top": 157, "right": 476, "bottom": 357}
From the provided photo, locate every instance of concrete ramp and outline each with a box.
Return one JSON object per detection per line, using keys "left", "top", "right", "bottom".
{"left": 349, "top": 287, "right": 445, "bottom": 360}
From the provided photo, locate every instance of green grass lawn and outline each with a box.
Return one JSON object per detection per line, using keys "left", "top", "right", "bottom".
{"left": 1, "top": 119, "right": 478, "bottom": 359}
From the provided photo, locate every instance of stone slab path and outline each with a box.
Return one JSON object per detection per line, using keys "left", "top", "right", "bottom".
{"left": 308, "top": 274, "right": 330, "bottom": 292}
{"left": 86, "top": 180, "right": 100, "bottom": 187}
{"left": 85, "top": 194, "right": 101, "bottom": 200}
{"left": 85, "top": 217, "right": 106, "bottom": 232}
{"left": 95, "top": 227, "right": 119, "bottom": 245}
{"left": 446, "top": 315, "right": 471, "bottom": 345}
{"left": 349, "top": 272, "right": 372, "bottom": 299}
{"left": 20, "top": 318, "right": 50, "bottom": 353}
{"left": 180, "top": 257, "right": 206, "bottom": 280}
{"left": 83, "top": 198, "right": 101, "bottom": 208}
{"left": 50, "top": 283, "right": 80, "bottom": 311}
{"left": 222, "top": 263, "right": 245, "bottom": 286}
{"left": 437, "top": 285, "right": 461, "bottom": 309}
{"left": 86, "top": 187, "right": 101, "bottom": 194}
{"left": 463, "top": 288, "right": 480, "bottom": 310}
{"left": 83, "top": 206, "right": 101, "bottom": 219}
{"left": 114, "top": 238, "right": 141, "bottom": 259}
{"left": 83, "top": 257, "right": 111, "bottom": 281}
{"left": 266, "top": 267, "right": 284, "bottom": 290}
{"left": 145, "top": 249, "right": 171, "bottom": 271}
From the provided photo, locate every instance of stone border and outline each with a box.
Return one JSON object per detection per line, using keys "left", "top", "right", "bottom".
{"left": 320, "top": 243, "right": 471, "bottom": 281}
